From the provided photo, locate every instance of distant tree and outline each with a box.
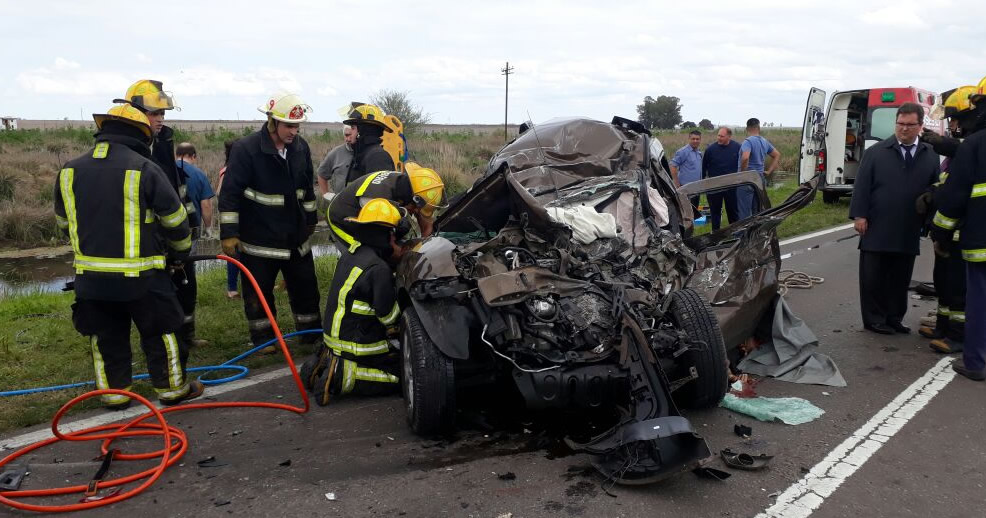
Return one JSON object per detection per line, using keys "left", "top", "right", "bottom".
{"left": 698, "top": 118, "right": 714, "bottom": 130}
{"left": 681, "top": 121, "right": 697, "bottom": 129}
{"left": 370, "top": 89, "right": 432, "bottom": 134}
{"left": 636, "top": 95, "right": 683, "bottom": 130}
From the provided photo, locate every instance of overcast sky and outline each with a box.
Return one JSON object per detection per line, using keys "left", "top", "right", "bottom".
{"left": 2, "top": 0, "right": 984, "bottom": 127}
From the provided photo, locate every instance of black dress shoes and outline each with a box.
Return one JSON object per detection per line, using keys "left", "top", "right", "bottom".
{"left": 864, "top": 323, "right": 895, "bottom": 335}
{"left": 953, "top": 364, "right": 986, "bottom": 381}
{"left": 887, "top": 322, "right": 911, "bottom": 334}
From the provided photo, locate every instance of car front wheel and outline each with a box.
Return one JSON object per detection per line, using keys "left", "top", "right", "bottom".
{"left": 668, "top": 288, "right": 728, "bottom": 409}
{"left": 401, "top": 307, "right": 456, "bottom": 436}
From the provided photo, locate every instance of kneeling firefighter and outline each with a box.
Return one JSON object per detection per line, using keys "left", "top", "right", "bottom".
{"left": 327, "top": 163, "right": 446, "bottom": 255}
{"left": 302, "top": 199, "right": 404, "bottom": 405}
{"left": 54, "top": 104, "right": 204, "bottom": 409}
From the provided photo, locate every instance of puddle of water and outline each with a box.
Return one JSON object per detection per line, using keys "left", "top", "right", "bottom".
{"left": 0, "top": 230, "right": 339, "bottom": 298}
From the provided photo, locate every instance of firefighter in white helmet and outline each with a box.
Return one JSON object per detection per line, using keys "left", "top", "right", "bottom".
{"left": 218, "top": 93, "right": 322, "bottom": 351}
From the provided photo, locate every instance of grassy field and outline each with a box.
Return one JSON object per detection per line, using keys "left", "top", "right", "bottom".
{"left": 0, "top": 254, "right": 338, "bottom": 434}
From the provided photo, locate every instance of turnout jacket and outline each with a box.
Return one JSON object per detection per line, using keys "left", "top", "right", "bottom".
{"left": 218, "top": 126, "right": 317, "bottom": 259}
{"left": 53, "top": 132, "right": 192, "bottom": 299}
{"left": 322, "top": 245, "right": 401, "bottom": 358}
{"left": 932, "top": 128, "right": 986, "bottom": 262}
{"left": 849, "top": 137, "right": 939, "bottom": 255}
{"left": 328, "top": 171, "right": 412, "bottom": 251}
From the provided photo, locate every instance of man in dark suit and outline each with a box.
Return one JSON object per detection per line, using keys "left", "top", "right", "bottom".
{"left": 849, "top": 103, "right": 940, "bottom": 335}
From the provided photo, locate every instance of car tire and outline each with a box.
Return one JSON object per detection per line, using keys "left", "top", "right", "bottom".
{"left": 822, "top": 191, "right": 840, "bottom": 204}
{"left": 401, "top": 307, "right": 456, "bottom": 436}
{"left": 668, "top": 288, "right": 728, "bottom": 409}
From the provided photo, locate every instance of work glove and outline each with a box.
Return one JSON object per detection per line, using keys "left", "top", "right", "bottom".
{"left": 920, "top": 129, "right": 943, "bottom": 147}
{"left": 915, "top": 191, "right": 934, "bottom": 216}
{"left": 221, "top": 237, "right": 240, "bottom": 256}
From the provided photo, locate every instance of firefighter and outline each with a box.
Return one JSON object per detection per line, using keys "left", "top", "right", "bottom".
{"left": 53, "top": 104, "right": 203, "bottom": 409}
{"left": 918, "top": 87, "right": 976, "bottom": 354}
{"left": 327, "top": 163, "right": 446, "bottom": 255}
{"left": 117, "top": 79, "right": 208, "bottom": 348}
{"left": 301, "top": 199, "right": 403, "bottom": 405}
{"left": 930, "top": 77, "right": 986, "bottom": 381}
{"left": 344, "top": 103, "right": 396, "bottom": 184}
{"left": 218, "top": 93, "right": 321, "bottom": 352}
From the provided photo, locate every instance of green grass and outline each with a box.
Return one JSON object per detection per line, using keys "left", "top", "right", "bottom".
{"left": 0, "top": 255, "right": 337, "bottom": 434}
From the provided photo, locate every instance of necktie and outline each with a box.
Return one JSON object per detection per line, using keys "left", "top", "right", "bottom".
{"left": 903, "top": 144, "right": 915, "bottom": 169}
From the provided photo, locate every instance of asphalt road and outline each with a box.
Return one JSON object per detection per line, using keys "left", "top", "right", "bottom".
{"left": 2, "top": 228, "right": 983, "bottom": 518}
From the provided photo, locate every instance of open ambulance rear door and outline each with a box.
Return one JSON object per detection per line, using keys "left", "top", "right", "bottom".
{"left": 799, "top": 88, "right": 827, "bottom": 184}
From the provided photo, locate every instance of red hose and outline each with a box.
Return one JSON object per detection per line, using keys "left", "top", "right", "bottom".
{"left": 0, "top": 254, "right": 310, "bottom": 512}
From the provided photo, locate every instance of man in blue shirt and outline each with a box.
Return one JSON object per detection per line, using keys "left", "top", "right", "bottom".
{"left": 176, "top": 143, "right": 216, "bottom": 233}
{"left": 737, "top": 118, "right": 781, "bottom": 219}
{"left": 670, "top": 130, "right": 703, "bottom": 216}
{"left": 701, "top": 127, "right": 741, "bottom": 230}
{"left": 174, "top": 142, "right": 216, "bottom": 348}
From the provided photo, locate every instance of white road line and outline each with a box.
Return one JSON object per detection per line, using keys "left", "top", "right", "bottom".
{"left": 0, "top": 366, "right": 292, "bottom": 452}
{"left": 756, "top": 357, "right": 956, "bottom": 518}
{"left": 779, "top": 223, "right": 854, "bottom": 247}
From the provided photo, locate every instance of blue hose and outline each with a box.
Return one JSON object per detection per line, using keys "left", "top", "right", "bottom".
{"left": 0, "top": 329, "right": 323, "bottom": 397}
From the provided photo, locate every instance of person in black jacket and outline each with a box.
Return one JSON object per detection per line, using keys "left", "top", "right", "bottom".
{"left": 930, "top": 79, "right": 986, "bottom": 381}
{"left": 218, "top": 93, "right": 321, "bottom": 352}
{"left": 53, "top": 104, "right": 203, "bottom": 409}
{"left": 344, "top": 103, "right": 396, "bottom": 183}
{"left": 849, "top": 103, "right": 940, "bottom": 335}
{"left": 117, "top": 79, "right": 208, "bottom": 349}
{"left": 301, "top": 199, "right": 403, "bottom": 405}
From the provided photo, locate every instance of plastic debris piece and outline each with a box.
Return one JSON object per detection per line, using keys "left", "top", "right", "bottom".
{"left": 214, "top": 500, "right": 231, "bottom": 507}
{"left": 279, "top": 459, "right": 291, "bottom": 467}
{"left": 197, "top": 456, "right": 228, "bottom": 468}
{"left": 497, "top": 472, "right": 517, "bottom": 481}
{"left": 822, "top": 391, "right": 831, "bottom": 396}
{"left": 734, "top": 424, "right": 753, "bottom": 438}
{"left": 693, "top": 467, "right": 731, "bottom": 481}
{"left": 325, "top": 492, "right": 337, "bottom": 501}
{"left": 719, "top": 394, "right": 825, "bottom": 425}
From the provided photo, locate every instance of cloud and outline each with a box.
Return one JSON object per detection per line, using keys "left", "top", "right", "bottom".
{"left": 136, "top": 53, "right": 152, "bottom": 64}
{"left": 863, "top": 5, "right": 927, "bottom": 28}
{"left": 53, "top": 57, "right": 80, "bottom": 70}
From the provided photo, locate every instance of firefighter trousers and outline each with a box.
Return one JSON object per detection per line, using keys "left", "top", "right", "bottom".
{"left": 307, "top": 344, "right": 399, "bottom": 405}
{"left": 173, "top": 258, "right": 198, "bottom": 342}
{"left": 72, "top": 289, "right": 190, "bottom": 406}
{"left": 931, "top": 241, "right": 966, "bottom": 341}
{"left": 963, "top": 262, "right": 986, "bottom": 372}
{"left": 239, "top": 250, "right": 322, "bottom": 348}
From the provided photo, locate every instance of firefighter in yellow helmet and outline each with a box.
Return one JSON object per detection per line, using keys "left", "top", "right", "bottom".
{"left": 327, "top": 163, "right": 446, "bottom": 257}
{"left": 54, "top": 104, "right": 203, "bottom": 409}
{"left": 344, "top": 103, "right": 397, "bottom": 183}
{"left": 217, "top": 93, "right": 322, "bottom": 352}
{"left": 301, "top": 199, "right": 403, "bottom": 405}
{"left": 928, "top": 80, "right": 986, "bottom": 380}
{"left": 116, "top": 79, "right": 212, "bottom": 349}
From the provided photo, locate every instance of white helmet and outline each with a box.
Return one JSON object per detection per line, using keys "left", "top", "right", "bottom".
{"left": 258, "top": 93, "right": 311, "bottom": 123}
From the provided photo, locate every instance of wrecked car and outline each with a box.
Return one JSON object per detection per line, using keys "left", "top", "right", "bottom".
{"left": 395, "top": 116, "right": 818, "bottom": 484}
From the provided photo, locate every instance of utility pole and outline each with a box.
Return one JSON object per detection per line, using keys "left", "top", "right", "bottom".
{"left": 501, "top": 61, "right": 513, "bottom": 142}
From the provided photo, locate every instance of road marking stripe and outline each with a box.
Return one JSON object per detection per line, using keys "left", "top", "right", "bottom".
{"left": 0, "top": 367, "right": 293, "bottom": 452}
{"left": 779, "top": 223, "right": 854, "bottom": 247}
{"left": 756, "top": 357, "right": 956, "bottom": 518}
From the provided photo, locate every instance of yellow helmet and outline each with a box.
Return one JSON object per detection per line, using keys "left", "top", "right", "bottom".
{"left": 342, "top": 103, "right": 391, "bottom": 132}
{"left": 944, "top": 86, "right": 979, "bottom": 118}
{"left": 345, "top": 198, "right": 403, "bottom": 227}
{"left": 405, "top": 162, "right": 447, "bottom": 218}
{"left": 978, "top": 76, "right": 986, "bottom": 95}
{"left": 93, "top": 104, "right": 152, "bottom": 138}
{"left": 258, "top": 93, "right": 311, "bottom": 123}
{"left": 116, "top": 79, "right": 175, "bottom": 112}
